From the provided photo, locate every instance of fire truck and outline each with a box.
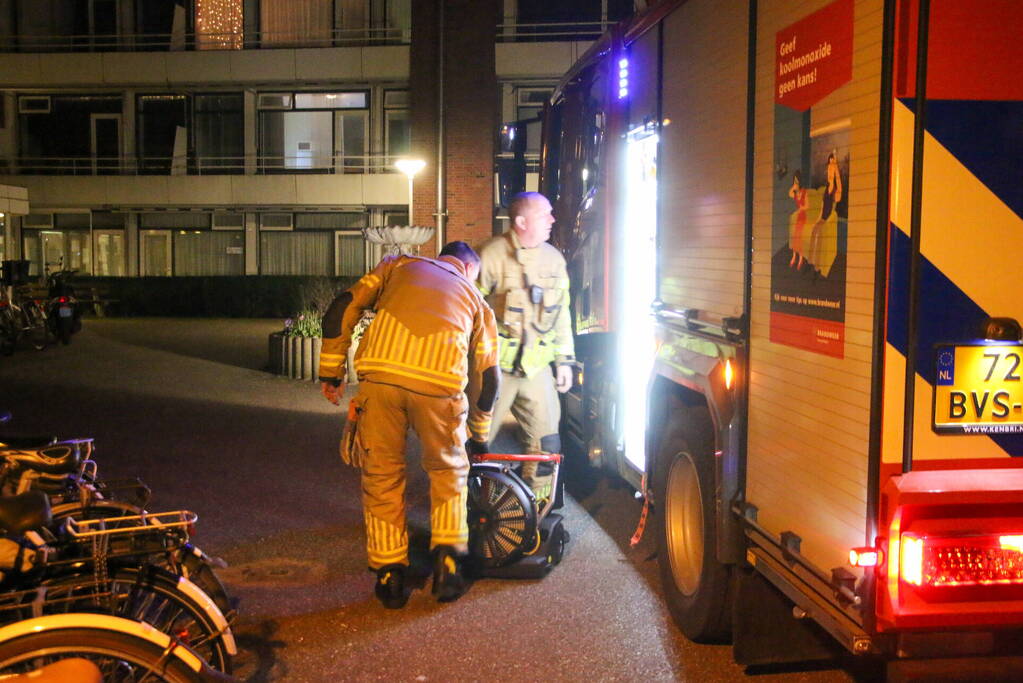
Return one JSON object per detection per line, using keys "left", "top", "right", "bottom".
{"left": 524, "top": 0, "right": 1023, "bottom": 671}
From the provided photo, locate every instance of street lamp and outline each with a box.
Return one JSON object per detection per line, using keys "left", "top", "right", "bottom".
{"left": 394, "top": 158, "right": 426, "bottom": 226}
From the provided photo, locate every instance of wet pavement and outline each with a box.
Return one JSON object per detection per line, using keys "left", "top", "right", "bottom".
{"left": 0, "top": 318, "right": 857, "bottom": 682}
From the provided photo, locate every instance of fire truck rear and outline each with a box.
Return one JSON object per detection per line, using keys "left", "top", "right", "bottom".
{"left": 527, "top": 0, "right": 1023, "bottom": 671}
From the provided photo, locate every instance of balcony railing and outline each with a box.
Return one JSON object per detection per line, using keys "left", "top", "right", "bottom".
{"left": 4, "top": 155, "right": 409, "bottom": 176}
{"left": 0, "top": 21, "right": 612, "bottom": 54}
{"left": 0, "top": 27, "right": 408, "bottom": 53}
{"left": 496, "top": 21, "right": 614, "bottom": 42}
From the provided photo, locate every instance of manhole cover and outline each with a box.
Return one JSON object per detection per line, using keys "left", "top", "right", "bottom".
{"left": 219, "top": 558, "right": 328, "bottom": 587}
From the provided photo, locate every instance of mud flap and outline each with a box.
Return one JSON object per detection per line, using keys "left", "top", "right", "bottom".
{"left": 732, "top": 568, "right": 845, "bottom": 668}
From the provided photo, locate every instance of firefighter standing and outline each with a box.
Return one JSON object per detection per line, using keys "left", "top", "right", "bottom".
{"left": 476, "top": 192, "right": 574, "bottom": 500}
{"left": 318, "top": 241, "right": 499, "bottom": 609}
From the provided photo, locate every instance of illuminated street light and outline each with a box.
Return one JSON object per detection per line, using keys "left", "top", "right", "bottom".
{"left": 394, "top": 158, "right": 426, "bottom": 226}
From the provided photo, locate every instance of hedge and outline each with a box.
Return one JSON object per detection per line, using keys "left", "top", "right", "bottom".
{"left": 75, "top": 275, "right": 358, "bottom": 318}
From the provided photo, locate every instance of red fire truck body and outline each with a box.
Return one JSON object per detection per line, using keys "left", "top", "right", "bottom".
{"left": 537, "top": 0, "right": 1023, "bottom": 666}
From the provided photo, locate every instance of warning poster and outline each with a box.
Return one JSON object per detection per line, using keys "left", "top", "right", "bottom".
{"left": 769, "top": 0, "right": 853, "bottom": 359}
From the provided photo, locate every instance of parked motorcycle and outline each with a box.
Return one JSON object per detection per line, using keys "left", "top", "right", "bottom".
{"left": 45, "top": 268, "right": 81, "bottom": 345}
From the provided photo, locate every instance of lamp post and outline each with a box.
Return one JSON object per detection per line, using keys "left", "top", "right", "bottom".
{"left": 394, "top": 158, "right": 426, "bottom": 227}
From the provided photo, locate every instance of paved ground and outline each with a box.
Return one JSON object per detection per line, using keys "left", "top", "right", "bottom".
{"left": 0, "top": 318, "right": 860, "bottom": 682}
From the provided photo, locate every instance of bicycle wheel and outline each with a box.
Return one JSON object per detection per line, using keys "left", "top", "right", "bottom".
{"left": 50, "top": 499, "right": 233, "bottom": 618}
{"left": 0, "top": 308, "right": 16, "bottom": 356}
{"left": 21, "top": 302, "right": 47, "bottom": 351}
{"left": 39, "top": 565, "right": 233, "bottom": 674}
{"left": 0, "top": 619, "right": 205, "bottom": 682}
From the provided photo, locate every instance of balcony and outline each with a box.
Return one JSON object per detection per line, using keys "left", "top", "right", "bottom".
{"left": 0, "top": 44, "right": 408, "bottom": 87}
{"left": 0, "top": 155, "right": 408, "bottom": 209}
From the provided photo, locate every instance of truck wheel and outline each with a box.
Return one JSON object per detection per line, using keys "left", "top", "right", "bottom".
{"left": 655, "top": 406, "right": 732, "bottom": 643}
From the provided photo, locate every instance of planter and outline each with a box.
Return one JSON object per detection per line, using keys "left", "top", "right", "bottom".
{"left": 268, "top": 332, "right": 322, "bottom": 381}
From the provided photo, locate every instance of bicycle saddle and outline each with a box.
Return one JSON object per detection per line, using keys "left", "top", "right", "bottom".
{"left": 0, "top": 490, "right": 51, "bottom": 534}
{"left": 0, "top": 439, "right": 93, "bottom": 475}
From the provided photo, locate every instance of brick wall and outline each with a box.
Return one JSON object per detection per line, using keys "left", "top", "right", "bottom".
{"left": 410, "top": 0, "right": 499, "bottom": 256}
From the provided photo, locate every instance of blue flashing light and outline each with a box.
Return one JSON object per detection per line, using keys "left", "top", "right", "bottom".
{"left": 618, "top": 88, "right": 628, "bottom": 99}
{"left": 618, "top": 57, "right": 628, "bottom": 68}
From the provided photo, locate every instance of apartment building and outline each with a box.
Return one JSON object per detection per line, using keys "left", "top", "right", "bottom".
{"left": 0, "top": 0, "right": 631, "bottom": 280}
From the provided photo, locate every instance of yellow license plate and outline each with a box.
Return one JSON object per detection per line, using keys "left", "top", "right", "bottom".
{"left": 933, "top": 344, "right": 1023, "bottom": 434}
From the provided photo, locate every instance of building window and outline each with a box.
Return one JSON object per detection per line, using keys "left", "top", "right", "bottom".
{"left": 515, "top": 87, "right": 552, "bottom": 156}
{"left": 135, "top": 0, "right": 187, "bottom": 51}
{"left": 510, "top": 0, "right": 632, "bottom": 41}
{"left": 195, "top": 0, "right": 244, "bottom": 50}
{"left": 138, "top": 95, "right": 188, "bottom": 174}
{"left": 335, "top": 232, "right": 366, "bottom": 276}
{"left": 260, "top": 0, "right": 332, "bottom": 47}
{"left": 194, "top": 93, "right": 244, "bottom": 173}
{"left": 94, "top": 230, "right": 126, "bottom": 276}
{"left": 140, "top": 212, "right": 242, "bottom": 276}
{"left": 23, "top": 220, "right": 92, "bottom": 277}
{"left": 260, "top": 232, "right": 332, "bottom": 275}
{"left": 259, "top": 212, "right": 367, "bottom": 275}
{"left": 258, "top": 91, "right": 368, "bottom": 173}
{"left": 175, "top": 231, "right": 245, "bottom": 275}
{"left": 14, "top": 0, "right": 118, "bottom": 52}
{"left": 91, "top": 212, "right": 126, "bottom": 276}
{"left": 384, "top": 89, "right": 409, "bottom": 162}
{"left": 140, "top": 230, "right": 172, "bottom": 276}
{"left": 18, "top": 95, "right": 122, "bottom": 175}
{"left": 370, "top": 0, "right": 410, "bottom": 43}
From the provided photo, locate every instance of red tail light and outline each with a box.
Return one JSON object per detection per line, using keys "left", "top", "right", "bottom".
{"left": 899, "top": 533, "right": 1023, "bottom": 588}
{"left": 58, "top": 296, "right": 69, "bottom": 303}
{"left": 878, "top": 469, "right": 1023, "bottom": 630}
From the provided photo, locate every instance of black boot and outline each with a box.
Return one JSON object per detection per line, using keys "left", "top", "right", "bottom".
{"left": 431, "top": 546, "right": 468, "bottom": 603}
{"left": 374, "top": 564, "right": 409, "bottom": 609}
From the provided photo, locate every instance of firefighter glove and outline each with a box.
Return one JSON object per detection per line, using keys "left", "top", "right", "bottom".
{"left": 465, "top": 439, "right": 489, "bottom": 458}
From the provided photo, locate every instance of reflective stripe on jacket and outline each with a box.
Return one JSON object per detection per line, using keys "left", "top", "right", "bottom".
{"left": 318, "top": 254, "right": 498, "bottom": 441}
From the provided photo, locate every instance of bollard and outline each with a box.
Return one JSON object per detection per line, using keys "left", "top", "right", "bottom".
{"left": 311, "top": 337, "right": 322, "bottom": 382}
{"left": 301, "top": 337, "right": 313, "bottom": 380}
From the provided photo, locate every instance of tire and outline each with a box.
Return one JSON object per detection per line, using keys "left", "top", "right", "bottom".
{"left": 50, "top": 500, "right": 233, "bottom": 618}
{"left": 180, "top": 545, "right": 232, "bottom": 618}
{"left": 0, "top": 624, "right": 205, "bottom": 682}
{"left": 22, "top": 303, "right": 47, "bottom": 351}
{"left": 39, "top": 566, "right": 233, "bottom": 674}
{"left": 0, "top": 310, "right": 17, "bottom": 356}
{"left": 654, "top": 405, "right": 733, "bottom": 643}
{"left": 57, "top": 317, "right": 73, "bottom": 345}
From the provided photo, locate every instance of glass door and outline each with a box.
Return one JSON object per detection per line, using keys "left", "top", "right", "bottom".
{"left": 91, "top": 113, "right": 121, "bottom": 175}
{"left": 334, "top": 231, "right": 367, "bottom": 276}
{"left": 335, "top": 110, "right": 367, "bottom": 173}
{"left": 140, "top": 230, "right": 172, "bottom": 276}
{"left": 94, "top": 230, "right": 126, "bottom": 276}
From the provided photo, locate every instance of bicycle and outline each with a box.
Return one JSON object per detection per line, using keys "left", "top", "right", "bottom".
{"left": 0, "top": 427, "right": 232, "bottom": 618}
{"left": 0, "top": 490, "right": 237, "bottom": 675}
{"left": 0, "top": 613, "right": 232, "bottom": 682}
{"left": 0, "top": 260, "right": 47, "bottom": 354}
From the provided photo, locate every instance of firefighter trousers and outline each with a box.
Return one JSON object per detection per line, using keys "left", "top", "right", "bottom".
{"left": 353, "top": 380, "right": 470, "bottom": 570}
{"left": 490, "top": 367, "right": 560, "bottom": 482}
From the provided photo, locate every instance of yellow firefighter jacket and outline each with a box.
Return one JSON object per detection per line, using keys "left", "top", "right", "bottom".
{"left": 476, "top": 230, "right": 575, "bottom": 378}
{"left": 318, "top": 254, "right": 499, "bottom": 442}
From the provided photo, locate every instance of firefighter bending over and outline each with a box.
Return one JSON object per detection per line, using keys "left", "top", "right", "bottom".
{"left": 318, "top": 241, "right": 500, "bottom": 608}
{"left": 477, "top": 191, "right": 574, "bottom": 501}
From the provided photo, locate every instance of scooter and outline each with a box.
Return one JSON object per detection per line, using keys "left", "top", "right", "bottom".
{"left": 45, "top": 268, "right": 81, "bottom": 345}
